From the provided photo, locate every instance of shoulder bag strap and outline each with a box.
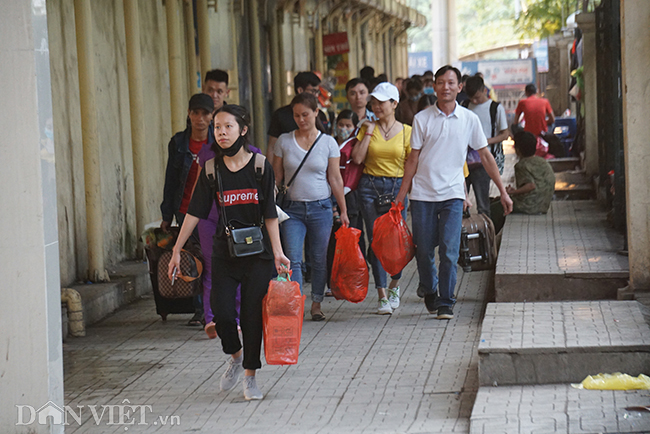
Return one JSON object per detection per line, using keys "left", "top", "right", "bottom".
{"left": 214, "top": 160, "right": 230, "bottom": 232}
{"left": 489, "top": 101, "right": 499, "bottom": 138}
{"left": 285, "top": 132, "right": 324, "bottom": 188}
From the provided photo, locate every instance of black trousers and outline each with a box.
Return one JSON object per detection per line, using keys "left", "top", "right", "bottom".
{"left": 211, "top": 254, "right": 274, "bottom": 370}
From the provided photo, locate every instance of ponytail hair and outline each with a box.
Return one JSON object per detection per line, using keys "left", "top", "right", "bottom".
{"left": 290, "top": 93, "right": 327, "bottom": 134}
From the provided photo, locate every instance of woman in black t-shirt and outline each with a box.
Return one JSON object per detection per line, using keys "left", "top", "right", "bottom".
{"left": 168, "top": 105, "right": 290, "bottom": 401}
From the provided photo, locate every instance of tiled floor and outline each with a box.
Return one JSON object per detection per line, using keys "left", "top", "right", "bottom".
{"left": 471, "top": 385, "right": 650, "bottom": 434}
{"left": 497, "top": 201, "right": 628, "bottom": 276}
{"left": 479, "top": 301, "right": 650, "bottom": 352}
{"left": 63, "top": 262, "right": 491, "bottom": 433}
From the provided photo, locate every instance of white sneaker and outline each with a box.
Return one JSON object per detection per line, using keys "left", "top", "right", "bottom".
{"left": 243, "top": 376, "right": 263, "bottom": 400}
{"left": 220, "top": 357, "right": 244, "bottom": 392}
{"left": 388, "top": 287, "right": 400, "bottom": 309}
{"left": 377, "top": 298, "right": 393, "bottom": 315}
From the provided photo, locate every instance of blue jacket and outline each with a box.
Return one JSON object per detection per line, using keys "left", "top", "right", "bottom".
{"left": 160, "top": 126, "right": 216, "bottom": 223}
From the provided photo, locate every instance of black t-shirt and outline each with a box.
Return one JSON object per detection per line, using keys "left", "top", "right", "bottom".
{"left": 267, "top": 104, "right": 331, "bottom": 138}
{"left": 188, "top": 153, "right": 278, "bottom": 260}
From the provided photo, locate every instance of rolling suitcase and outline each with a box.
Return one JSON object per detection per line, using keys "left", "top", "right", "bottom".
{"left": 143, "top": 227, "right": 201, "bottom": 321}
{"left": 458, "top": 210, "right": 497, "bottom": 272}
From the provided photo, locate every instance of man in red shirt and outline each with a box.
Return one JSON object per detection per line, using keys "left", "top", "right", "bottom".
{"left": 515, "top": 84, "right": 555, "bottom": 136}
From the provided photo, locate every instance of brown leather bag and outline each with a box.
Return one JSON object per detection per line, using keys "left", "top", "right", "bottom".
{"left": 157, "top": 248, "right": 203, "bottom": 299}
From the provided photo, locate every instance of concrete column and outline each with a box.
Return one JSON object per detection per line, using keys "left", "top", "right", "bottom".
{"left": 347, "top": 13, "right": 356, "bottom": 81}
{"left": 123, "top": 0, "right": 149, "bottom": 247}
{"left": 621, "top": 0, "right": 650, "bottom": 291}
{"left": 196, "top": 0, "right": 211, "bottom": 82}
{"left": 166, "top": 0, "right": 185, "bottom": 134}
{"left": 447, "top": 0, "right": 457, "bottom": 63}
{"left": 183, "top": 0, "right": 201, "bottom": 94}
{"left": 269, "top": 7, "right": 283, "bottom": 111}
{"left": 74, "top": 0, "right": 109, "bottom": 282}
{"left": 576, "top": 13, "right": 598, "bottom": 177}
{"left": 247, "top": 0, "right": 265, "bottom": 150}
{"left": 314, "top": 15, "right": 324, "bottom": 75}
{"left": 0, "top": 1, "right": 64, "bottom": 431}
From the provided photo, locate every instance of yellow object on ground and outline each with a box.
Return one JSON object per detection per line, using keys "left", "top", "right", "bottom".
{"left": 572, "top": 373, "right": 650, "bottom": 390}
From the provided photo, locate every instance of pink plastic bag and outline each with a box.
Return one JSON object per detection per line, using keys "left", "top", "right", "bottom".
{"left": 262, "top": 275, "right": 305, "bottom": 365}
{"left": 371, "top": 202, "right": 415, "bottom": 275}
{"left": 331, "top": 226, "right": 369, "bottom": 303}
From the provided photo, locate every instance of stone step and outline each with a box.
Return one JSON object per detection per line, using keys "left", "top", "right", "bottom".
{"left": 548, "top": 157, "right": 580, "bottom": 172}
{"left": 495, "top": 201, "right": 628, "bottom": 302}
{"left": 478, "top": 301, "right": 650, "bottom": 386}
{"left": 554, "top": 171, "right": 595, "bottom": 200}
{"left": 69, "top": 261, "right": 151, "bottom": 328}
{"left": 470, "top": 383, "right": 650, "bottom": 433}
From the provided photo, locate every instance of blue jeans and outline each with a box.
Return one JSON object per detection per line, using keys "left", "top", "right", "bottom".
{"left": 281, "top": 199, "right": 333, "bottom": 302}
{"left": 357, "top": 174, "right": 407, "bottom": 290}
{"left": 410, "top": 199, "right": 464, "bottom": 308}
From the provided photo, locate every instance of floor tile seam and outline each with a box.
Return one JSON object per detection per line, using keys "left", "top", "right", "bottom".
{"left": 313, "top": 297, "right": 403, "bottom": 432}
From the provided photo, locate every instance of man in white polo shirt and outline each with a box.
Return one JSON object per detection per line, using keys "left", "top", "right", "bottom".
{"left": 395, "top": 65, "right": 513, "bottom": 320}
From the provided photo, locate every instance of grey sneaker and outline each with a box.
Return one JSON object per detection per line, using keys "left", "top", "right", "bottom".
{"left": 377, "top": 298, "right": 393, "bottom": 315}
{"left": 388, "top": 287, "right": 400, "bottom": 309}
{"left": 243, "top": 376, "right": 263, "bottom": 400}
{"left": 220, "top": 357, "right": 244, "bottom": 392}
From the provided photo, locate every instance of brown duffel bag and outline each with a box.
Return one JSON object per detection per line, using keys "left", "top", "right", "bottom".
{"left": 458, "top": 210, "right": 497, "bottom": 272}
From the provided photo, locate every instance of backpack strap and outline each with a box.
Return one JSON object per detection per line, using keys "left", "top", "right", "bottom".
{"left": 205, "top": 158, "right": 216, "bottom": 190}
{"left": 461, "top": 99, "right": 470, "bottom": 109}
{"left": 253, "top": 152, "right": 265, "bottom": 181}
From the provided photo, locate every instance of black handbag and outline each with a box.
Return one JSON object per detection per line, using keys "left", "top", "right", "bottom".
{"left": 277, "top": 133, "right": 324, "bottom": 209}
{"left": 226, "top": 225, "right": 264, "bottom": 258}
{"left": 374, "top": 193, "right": 395, "bottom": 214}
{"left": 215, "top": 162, "right": 265, "bottom": 258}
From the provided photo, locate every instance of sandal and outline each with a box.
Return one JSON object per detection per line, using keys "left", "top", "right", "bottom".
{"left": 310, "top": 311, "right": 326, "bottom": 322}
{"left": 187, "top": 312, "right": 203, "bottom": 327}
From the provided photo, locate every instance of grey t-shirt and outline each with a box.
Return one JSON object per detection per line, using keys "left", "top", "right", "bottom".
{"left": 274, "top": 131, "right": 340, "bottom": 201}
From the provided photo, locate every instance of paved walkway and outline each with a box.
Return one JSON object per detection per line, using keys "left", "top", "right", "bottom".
{"left": 64, "top": 262, "right": 491, "bottom": 433}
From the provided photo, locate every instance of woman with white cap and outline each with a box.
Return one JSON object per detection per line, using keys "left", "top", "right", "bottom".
{"left": 351, "top": 82, "right": 412, "bottom": 315}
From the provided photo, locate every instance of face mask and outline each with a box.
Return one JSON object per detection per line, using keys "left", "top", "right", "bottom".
{"left": 410, "top": 92, "right": 423, "bottom": 101}
{"left": 338, "top": 127, "right": 353, "bottom": 141}
{"left": 423, "top": 87, "right": 435, "bottom": 95}
{"left": 218, "top": 134, "right": 246, "bottom": 157}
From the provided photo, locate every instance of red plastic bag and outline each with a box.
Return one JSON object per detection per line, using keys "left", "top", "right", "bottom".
{"left": 331, "top": 226, "right": 369, "bottom": 303}
{"left": 262, "top": 275, "right": 306, "bottom": 365}
{"left": 371, "top": 202, "right": 415, "bottom": 275}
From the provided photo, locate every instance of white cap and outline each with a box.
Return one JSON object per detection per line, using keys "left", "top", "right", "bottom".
{"left": 370, "top": 82, "right": 400, "bottom": 103}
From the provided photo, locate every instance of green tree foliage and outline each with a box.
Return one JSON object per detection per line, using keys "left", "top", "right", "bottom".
{"left": 408, "top": 0, "right": 434, "bottom": 53}
{"left": 515, "top": 0, "right": 576, "bottom": 39}
{"left": 457, "top": 0, "right": 519, "bottom": 58}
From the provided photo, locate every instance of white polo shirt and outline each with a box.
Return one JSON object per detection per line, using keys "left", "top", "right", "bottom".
{"left": 410, "top": 102, "right": 488, "bottom": 202}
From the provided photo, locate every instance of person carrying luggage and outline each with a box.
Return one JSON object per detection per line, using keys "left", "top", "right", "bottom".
{"left": 168, "top": 105, "right": 290, "bottom": 401}
{"left": 351, "top": 82, "right": 412, "bottom": 315}
{"left": 160, "top": 93, "right": 215, "bottom": 326}
{"left": 272, "top": 93, "right": 349, "bottom": 322}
